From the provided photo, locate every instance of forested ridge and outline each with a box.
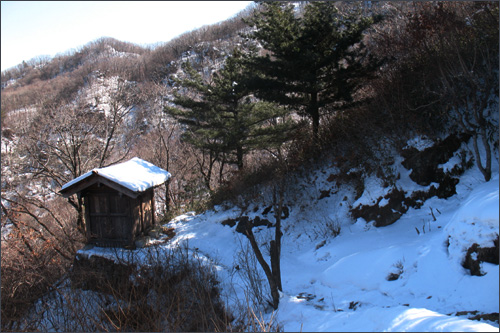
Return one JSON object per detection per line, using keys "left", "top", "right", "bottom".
{"left": 1, "top": 2, "right": 498, "bottom": 331}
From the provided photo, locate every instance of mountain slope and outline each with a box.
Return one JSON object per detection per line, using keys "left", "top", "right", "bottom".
{"left": 2, "top": 3, "right": 498, "bottom": 331}
{"left": 155, "top": 138, "right": 499, "bottom": 331}
{"left": 23, "top": 135, "right": 499, "bottom": 331}
{"left": 70, "top": 136, "right": 500, "bottom": 331}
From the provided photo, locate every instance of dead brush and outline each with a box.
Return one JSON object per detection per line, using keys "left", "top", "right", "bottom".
{"left": 19, "top": 244, "right": 235, "bottom": 332}
{"left": 247, "top": 306, "right": 281, "bottom": 332}
{"left": 235, "top": 240, "right": 268, "bottom": 309}
{"left": 0, "top": 228, "right": 76, "bottom": 331}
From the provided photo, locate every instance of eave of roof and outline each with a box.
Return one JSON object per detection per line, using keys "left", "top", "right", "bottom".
{"left": 60, "top": 157, "right": 171, "bottom": 198}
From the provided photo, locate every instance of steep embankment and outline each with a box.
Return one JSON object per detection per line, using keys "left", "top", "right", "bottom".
{"left": 28, "top": 135, "right": 499, "bottom": 331}
{"left": 158, "top": 136, "right": 499, "bottom": 331}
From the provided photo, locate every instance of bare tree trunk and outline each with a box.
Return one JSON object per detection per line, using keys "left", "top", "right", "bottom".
{"left": 472, "top": 132, "right": 492, "bottom": 182}
{"left": 159, "top": 125, "right": 174, "bottom": 212}
{"left": 236, "top": 145, "right": 244, "bottom": 170}
{"left": 77, "top": 197, "right": 85, "bottom": 232}
{"left": 271, "top": 184, "right": 283, "bottom": 291}
{"left": 310, "top": 92, "right": 320, "bottom": 149}
{"left": 238, "top": 179, "right": 285, "bottom": 309}
{"left": 243, "top": 226, "right": 280, "bottom": 310}
{"left": 218, "top": 154, "right": 227, "bottom": 186}
{"left": 165, "top": 178, "right": 171, "bottom": 213}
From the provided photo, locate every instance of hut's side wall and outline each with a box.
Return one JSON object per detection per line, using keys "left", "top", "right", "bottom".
{"left": 142, "top": 189, "right": 154, "bottom": 231}
{"left": 131, "top": 197, "right": 141, "bottom": 237}
{"left": 130, "top": 189, "right": 155, "bottom": 237}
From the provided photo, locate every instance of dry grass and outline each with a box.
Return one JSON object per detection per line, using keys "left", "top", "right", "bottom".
{"left": 9, "top": 245, "right": 234, "bottom": 332}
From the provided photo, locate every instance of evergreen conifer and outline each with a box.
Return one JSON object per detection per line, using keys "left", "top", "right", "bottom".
{"left": 166, "top": 49, "right": 293, "bottom": 171}
{"left": 245, "top": 2, "right": 381, "bottom": 148}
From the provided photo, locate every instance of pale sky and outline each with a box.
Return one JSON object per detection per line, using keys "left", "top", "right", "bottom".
{"left": 1, "top": 1, "right": 254, "bottom": 71}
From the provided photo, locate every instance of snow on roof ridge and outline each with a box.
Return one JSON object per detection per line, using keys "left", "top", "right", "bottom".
{"left": 61, "top": 157, "right": 171, "bottom": 193}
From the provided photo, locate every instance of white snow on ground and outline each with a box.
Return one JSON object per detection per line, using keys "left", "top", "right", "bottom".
{"left": 156, "top": 153, "right": 499, "bottom": 332}
{"left": 405, "top": 135, "right": 435, "bottom": 151}
{"left": 445, "top": 178, "right": 499, "bottom": 267}
{"left": 57, "top": 138, "right": 499, "bottom": 332}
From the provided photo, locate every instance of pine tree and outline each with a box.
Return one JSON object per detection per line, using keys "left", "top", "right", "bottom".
{"left": 165, "top": 49, "right": 292, "bottom": 172}
{"left": 245, "top": 2, "right": 381, "bottom": 147}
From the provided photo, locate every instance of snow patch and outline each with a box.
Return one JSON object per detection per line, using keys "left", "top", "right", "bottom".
{"left": 405, "top": 135, "right": 435, "bottom": 151}
{"left": 444, "top": 175, "right": 499, "bottom": 266}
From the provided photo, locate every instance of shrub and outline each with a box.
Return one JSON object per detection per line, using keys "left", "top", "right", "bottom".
{"left": 0, "top": 234, "right": 74, "bottom": 331}
{"left": 21, "top": 245, "right": 232, "bottom": 332}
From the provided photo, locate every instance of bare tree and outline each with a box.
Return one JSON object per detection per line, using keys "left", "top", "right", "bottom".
{"left": 437, "top": 10, "right": 498, "bottom": 182}
{"left": 411, "top": 2, "right": 499, "bottom": 181}
{"left": 14, "top": 77, "right": 139, "bottom": 230}
{"left": 236, "top": 148, "right": 287, "bottom": 310}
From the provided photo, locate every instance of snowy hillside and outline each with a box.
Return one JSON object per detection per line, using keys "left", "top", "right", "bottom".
{"left": 75, "top": 138, "right": 499, "bottom": 332}
{"left": 2, "top": 3, "right": 498, "bottom": 330}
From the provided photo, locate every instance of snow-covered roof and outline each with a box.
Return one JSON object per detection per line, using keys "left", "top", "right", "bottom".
{"left": 60, "top": 157, "right": 171, "bottom": 196}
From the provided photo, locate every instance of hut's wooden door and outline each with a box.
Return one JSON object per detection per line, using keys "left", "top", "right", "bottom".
{"left": 88, "top": 191, "right": 131, "bottom": 241}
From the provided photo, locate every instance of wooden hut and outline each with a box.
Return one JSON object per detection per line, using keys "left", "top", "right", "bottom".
{"left": 60, "top": 157, "right": 171, "bottom": 248}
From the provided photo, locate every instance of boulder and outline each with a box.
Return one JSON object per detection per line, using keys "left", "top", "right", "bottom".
{"left": 462, "top": 236, "right": 499, "bottom": 276}
{"left": 350, "top": 188, "right": 407, "bottom": 227}
{"left": 351, "top": 133, "right": 471, "bottom": 227}
{"left": 401, "top": 133, "right": 469, "bottom": 189}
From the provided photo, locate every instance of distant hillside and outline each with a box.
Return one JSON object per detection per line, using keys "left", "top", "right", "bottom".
{"left": 1, "top": 5, "right": 253, "bottom": 117}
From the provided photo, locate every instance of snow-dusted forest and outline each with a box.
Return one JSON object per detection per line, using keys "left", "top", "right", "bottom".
{"left": 1, "top": 2, "right": 498, "bottom": 331}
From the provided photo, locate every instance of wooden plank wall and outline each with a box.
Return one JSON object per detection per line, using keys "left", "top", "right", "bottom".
{"left": 81, "top": 184, "right": 157, "bottom": 247}
{"left": 84, "top": 184, "right": 133, "bottom": 244}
